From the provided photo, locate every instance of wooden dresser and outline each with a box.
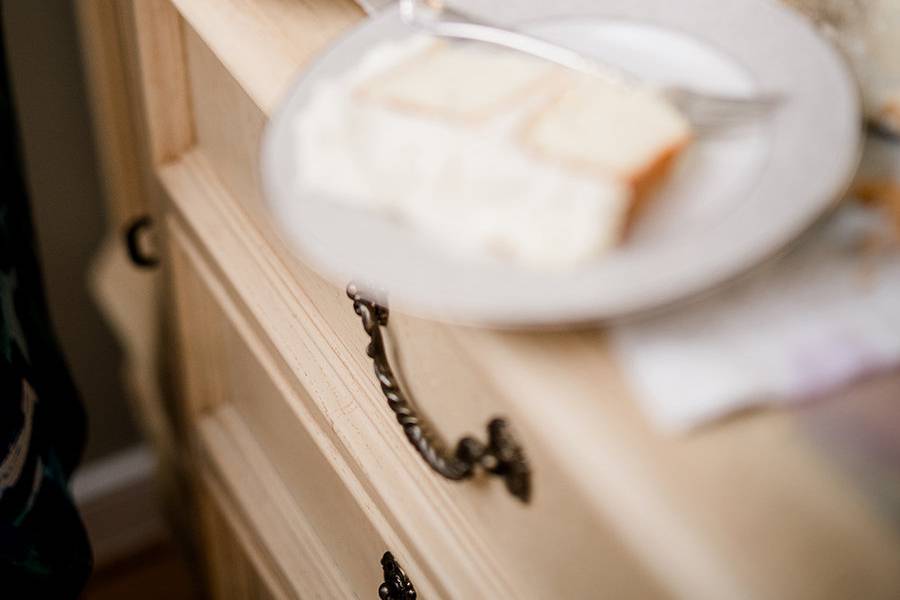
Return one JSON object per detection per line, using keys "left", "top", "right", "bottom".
{"left": 77, "top": 1, "right": 900, "bottom": 598}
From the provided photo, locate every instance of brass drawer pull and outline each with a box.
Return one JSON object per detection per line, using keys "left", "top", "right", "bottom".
{"left": 348, "top": 284, "right": 531, "bottom": 503}
{"left": 379, "top": 552, "right": 416, "bottom": 599}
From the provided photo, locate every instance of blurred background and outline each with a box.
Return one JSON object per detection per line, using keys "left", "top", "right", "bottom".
{"left": 4, "top": 0, "right": 137, "bottom": 463}
{"left": 3, "top": 2, "right": 194, "bottom": 597}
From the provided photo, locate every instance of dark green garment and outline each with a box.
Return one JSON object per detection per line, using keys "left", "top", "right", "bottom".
{"left": 0, "top": 17, "right": 92, "bottom": 599}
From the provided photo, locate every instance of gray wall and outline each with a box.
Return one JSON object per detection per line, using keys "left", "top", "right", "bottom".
{"left": 3, "top": 1, "right": 140, "bottom": 462}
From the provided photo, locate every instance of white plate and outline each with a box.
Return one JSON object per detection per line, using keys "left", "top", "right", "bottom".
{"left": 262, "top": 0, "right": 861, "bottom": 327}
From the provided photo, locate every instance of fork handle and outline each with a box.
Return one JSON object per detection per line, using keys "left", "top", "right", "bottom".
{"left": 401, "top": 0, "right": 638, "bottom": 87}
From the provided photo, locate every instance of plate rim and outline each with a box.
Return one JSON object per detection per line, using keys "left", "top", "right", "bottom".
{"left": 260, "top": 0, "right": 863, "bottom": 328}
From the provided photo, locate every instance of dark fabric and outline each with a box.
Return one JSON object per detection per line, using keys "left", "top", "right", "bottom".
{"left": 0, "top": 13, "right": 92, "bottom": 599}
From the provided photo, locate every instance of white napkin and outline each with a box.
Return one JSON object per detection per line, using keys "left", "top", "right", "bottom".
{"left": 612, "top": 135, "right": 900, "bottom": 431}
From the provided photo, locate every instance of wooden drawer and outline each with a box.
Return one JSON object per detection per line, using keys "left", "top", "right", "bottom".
{"left": 170, "top": 8, "right": 663, "bottom": 597}
{"left": 161, "top": 6, "right": 668, "bottom": 598}
{"left": 132, "top": 0, "right": 900, "bottom": 598}
{"left": 168, "top": 216, "right": 443, "bottom": 598}
{"left": 163, "top": 153, "right": 658, "bottom": 597}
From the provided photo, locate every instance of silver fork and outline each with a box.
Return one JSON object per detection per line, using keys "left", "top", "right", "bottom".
{"left": 399, "top": 0, "right": 781, "bottom": 133}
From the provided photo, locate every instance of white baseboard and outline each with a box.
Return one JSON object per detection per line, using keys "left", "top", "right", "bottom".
{"left": 72, "top": 444, "right": 168, "bottom": 566}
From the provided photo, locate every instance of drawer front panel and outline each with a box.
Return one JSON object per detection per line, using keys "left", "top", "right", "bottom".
{"left": 170, "top": 12, "right": 665, "bottom": 596}
{"left": 168, "top": 218, "right": 439, "bottom": 598}
{"left": 164, "top": 163, "right": 660, "bottom": 600}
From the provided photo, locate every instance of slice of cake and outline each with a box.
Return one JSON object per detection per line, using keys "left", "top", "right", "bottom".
{"left": 521, "top": 77, "right": 691, "bottom": 225}
{"left": 292, "top": 35, "right": 691, "bottom": 269}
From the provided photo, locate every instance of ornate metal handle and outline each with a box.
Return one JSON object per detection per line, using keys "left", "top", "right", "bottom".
{"left": 124, "top": 215, "right": 159, "bottom": 268}
{"left": 378, "top": 552, "right": 416, "bottom": 599}
{"left": 347, "top": 284, "right": 531, "bottom": 503}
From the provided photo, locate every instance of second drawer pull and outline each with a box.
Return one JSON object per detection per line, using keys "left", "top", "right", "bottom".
{"left": 348, "top": 284, "right": 531, "bottom": 503}
{"left": 379, "top": 552, "right": 416, "bottom": 599}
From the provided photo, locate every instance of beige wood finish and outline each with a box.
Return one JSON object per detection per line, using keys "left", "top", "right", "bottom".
{"left": 96, "top": 0, "right": 900, "bottom": 598}
{"left": 131, "top": 0, "right": 195, "bottom": 164}
{"left": 196, "top": 468, "right": 290, "bottom": 600}
{"left": 162, "top": 148, "right": 652, "bottom": 598}
{"left": 168, "top": 215, "right": 444, "bottom": 597}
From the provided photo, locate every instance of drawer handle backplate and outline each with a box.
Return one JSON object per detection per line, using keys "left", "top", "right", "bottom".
{"left": 348, "top": 284, "right": 531, "bottom": 503}
{"left": 379, "top": 552, "right": 416, "bottom": 599}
